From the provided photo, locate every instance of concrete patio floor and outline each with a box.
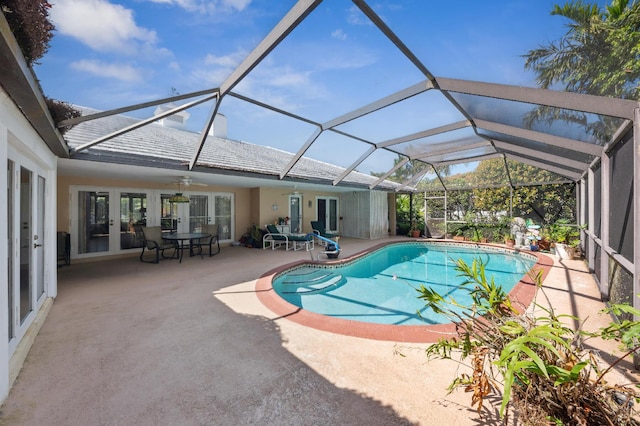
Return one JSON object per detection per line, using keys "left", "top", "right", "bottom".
{"left": 0, "top": 237, "right": 637, "bottom": 425}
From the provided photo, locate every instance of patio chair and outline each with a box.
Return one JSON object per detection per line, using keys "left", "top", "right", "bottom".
{"left": 263, "top": 224, "right": 314, "bottom": 251}
{"left": 310, "top": 221, "right": 339, "bottom": 246}
{"left": 291, "top": 233, "right": 314, "bottom": 251}
{"left": 136, "top": 225, "right": 178, "bottom": 263}
{"left": 193, "top": 224, "right": 221, "bottom": 257}
{"left": 263, "top": 224, "right": 289, "bottom": 250}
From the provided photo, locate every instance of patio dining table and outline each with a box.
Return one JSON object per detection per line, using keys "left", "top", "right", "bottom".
{"left": 163, "top": 232, "right": 211, "bottom": 263}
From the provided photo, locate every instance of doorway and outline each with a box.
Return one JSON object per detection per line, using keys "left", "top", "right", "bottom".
{"left": 7, "top": 157, "right": 47, "bottom": 353}
{"left": 289, "top": 194, "right": 302, "bottom": 233}
{"left": 316, "top": 196, "right": 339, "bottom": 233}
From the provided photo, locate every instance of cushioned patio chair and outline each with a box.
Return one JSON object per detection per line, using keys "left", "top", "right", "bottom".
{"left": 136, "top": 225, "right": 178, "bottom": 263}
{"left": 310, "top": 221, "right": 339, "bottom": 246}
{"left": 193, "top": 224, "right": 221, "bottom": 257}
{"left": 290, "top": 233, "right": 314, "bottom": 251}
{"left": 263, "top": 224, "right": 290, "bottom": 250}
{"left": 263, "top": 224, "right": 314, "bottom": 251}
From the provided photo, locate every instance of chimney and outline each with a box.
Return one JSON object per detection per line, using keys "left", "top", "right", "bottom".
{"left": 154, "top": 103, "right": 190, "bottom": 130}
{"left": 208, "top": 113, "right": 227, "bottom": 138}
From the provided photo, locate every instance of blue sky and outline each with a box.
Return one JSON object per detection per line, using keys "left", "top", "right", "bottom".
{"left": 35, "top": 0, "right": 608, "bottom": 175}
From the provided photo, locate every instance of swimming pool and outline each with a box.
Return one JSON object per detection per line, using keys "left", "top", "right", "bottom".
{"left": 257, "top": 241, "right": 552, "bottom": 342}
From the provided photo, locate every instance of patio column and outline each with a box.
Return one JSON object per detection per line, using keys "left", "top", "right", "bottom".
{"left": 600, "top": 145, "right": 610, "bottom": 301}
{"left": 587, "top": 167, "right": 596, "bottom": 272}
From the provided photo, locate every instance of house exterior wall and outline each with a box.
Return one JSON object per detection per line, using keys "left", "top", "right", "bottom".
{"left": 56, "top": 175, "right": 252, "bottom": 261}
{"left": 257, "top": 187, "right": 332, "bottom": 235}
{"left": 1, "top": 88, "right": 59, "bottom": 404}
{"left": 0, "top": 95, "right": 8, "bottom": 404}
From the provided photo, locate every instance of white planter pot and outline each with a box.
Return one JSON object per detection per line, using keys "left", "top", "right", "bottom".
{"left": 555, "top": 243, "right": 576, "bottom": 260}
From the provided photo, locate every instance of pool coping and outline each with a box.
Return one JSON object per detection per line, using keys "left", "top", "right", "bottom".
{"left": 256, "top": 240, "right": 554, "bottom": 343}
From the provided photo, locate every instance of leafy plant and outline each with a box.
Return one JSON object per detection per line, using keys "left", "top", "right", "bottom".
{"left": 45, "top": 97, "right": 81, "bottom": 134}
{"left": 1, "top": 0, "right": 54, "bottom": 66}
{"left": 549, "top": 219, "right": 582, "bottom": 247}
{"left": 413, "top": 258, "right": 640, "bottom": 425}
{"left": 2, "top": 0, "right": 81, "bottom": 133}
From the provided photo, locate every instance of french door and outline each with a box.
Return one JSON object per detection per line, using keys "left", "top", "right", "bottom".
{"left": 7, "top": 157, "right": 47, "bottom": 353}
{"left": 316, "top": 196, "right": 339, "bottom": 233}
{"left": 72, "top": 188, "right": 149, "bottom": 258}
{"left": 72, "top": 187, "right": 234, "bottom": 259}
{"left": 162, "top": 192, "right": 233, "bottom": 240}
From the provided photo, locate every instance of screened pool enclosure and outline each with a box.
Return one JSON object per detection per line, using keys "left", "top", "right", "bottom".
{"left": 58, "top": 2, "right": 639, "bottom": 321}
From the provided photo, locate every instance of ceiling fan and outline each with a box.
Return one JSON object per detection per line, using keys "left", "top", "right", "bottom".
{"left": 165, "top": 176, "right": 207, "bottom": 203}
{"left": 282, "top": 185, "right": 303, "bottom": 196}
{"left": 172, "top": 176, "right": 207, "bottom": 187}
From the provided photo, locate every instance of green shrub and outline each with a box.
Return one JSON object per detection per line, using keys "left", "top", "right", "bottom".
{"left": 408, "top": 258, "right": 640, "bottom": 424}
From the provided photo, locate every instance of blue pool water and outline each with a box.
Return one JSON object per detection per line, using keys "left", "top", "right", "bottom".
{"left": 272, "top": 242, "right": 536, "bottom": 325}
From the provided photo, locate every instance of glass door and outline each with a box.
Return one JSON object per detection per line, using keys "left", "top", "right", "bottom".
{"left": 157, "top": 192, "right": 233, "bottom": 239}
{"left": 188, "top": 194, "right": 209, "bottom": 232}
{"left": 19, "top": 167, "right": 32, "bottom": 324}
{"left": 7, "top": 155, "right": 47, "bottom": 353}
{"left": 73, "top": 188, "right": 153, "bottom": 257}
{"left": 36, "top": 175, "right": 45, "bottom": 300}
{"left": 289, "top": 195, "right": 302, "bottom": 233}
{"left": 119, "top": 192, "right": 147, "bottom": 250}
{"left": 316, "top": 196, "right": 339, "bottom": 233}
{"left": 160, "top": 194, "right": 178, "bottom": 233}
{"left": 214, "top": 194, "right": 233, "bottom": 240}
{"left": 76, "top": 190, "right": 111, "bottom": 255}
{"left": 7, "top": 161, "right": 14, "bottom": 341}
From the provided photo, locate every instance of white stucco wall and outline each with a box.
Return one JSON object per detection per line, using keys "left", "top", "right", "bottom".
{"left": 0, "top": 88, "right": 58, "bottom": 403}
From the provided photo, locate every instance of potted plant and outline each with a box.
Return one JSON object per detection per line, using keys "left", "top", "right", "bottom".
{"left": 549, "top": 219, "right": 581, "bottom": 259}
{"left": 537, "top": 227, "right": 551, "bottom": 251}
{"left": 452, "top": 227, "right": 466, "bottom": 241}
{"left": 409, "top": 220, "right": 420, "bottom": 238}
{"left": 502, "top": 229, "right": 515, "bottom": 248}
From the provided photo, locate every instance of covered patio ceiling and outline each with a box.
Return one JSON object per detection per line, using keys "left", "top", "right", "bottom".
{"left": 58, "top": 0, "right": 640, "bottom": 193}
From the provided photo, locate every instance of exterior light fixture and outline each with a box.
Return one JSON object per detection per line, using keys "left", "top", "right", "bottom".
{"left": 169, "top": 181, "right": 190, "bottom": 203}
{"left": 169, "top": 193, "right": 190, "bottom": 203}
{"left": 272, "top": 203, "right": 278, "bottom": 211}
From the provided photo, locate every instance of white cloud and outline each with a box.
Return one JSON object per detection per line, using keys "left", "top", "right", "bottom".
{"left": 346, "top": 5, "right": 371, "bottom": 26}
{"left": 204, "top": 51, "right": 247, "bottom": 68}
{"left": 331, "top": 29, "right": 347, "bottom": 41}
{"left": 70, "top": 60, "right": 143, "bottom": 82}
{"left": 49, "top": 0, "right": 158, "bottom": 54}
{"left": 191, "top": 50, "right": 248, "bottom": 86}
{"left": 144, "top": 0, "right": 251, "bottom": 14}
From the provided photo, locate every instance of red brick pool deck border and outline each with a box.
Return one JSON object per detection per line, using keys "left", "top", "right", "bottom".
{"left": 256, "top": 241, "right": 554, "bottom": 343}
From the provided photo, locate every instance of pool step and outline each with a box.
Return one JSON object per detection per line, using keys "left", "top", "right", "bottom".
{"left": 281, "top": 268, "right": 344, "bottom": 293}
{"left": 281, "top": 268, "right": 334, "bottom": 284}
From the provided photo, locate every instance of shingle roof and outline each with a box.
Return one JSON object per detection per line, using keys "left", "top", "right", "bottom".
{"left": 64, "top": 107, "right": 403, "bottom": 191}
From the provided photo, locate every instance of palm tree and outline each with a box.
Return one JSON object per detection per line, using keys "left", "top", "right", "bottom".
{"left": 522, "top": 0, "right": 640, "bottom": 139}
